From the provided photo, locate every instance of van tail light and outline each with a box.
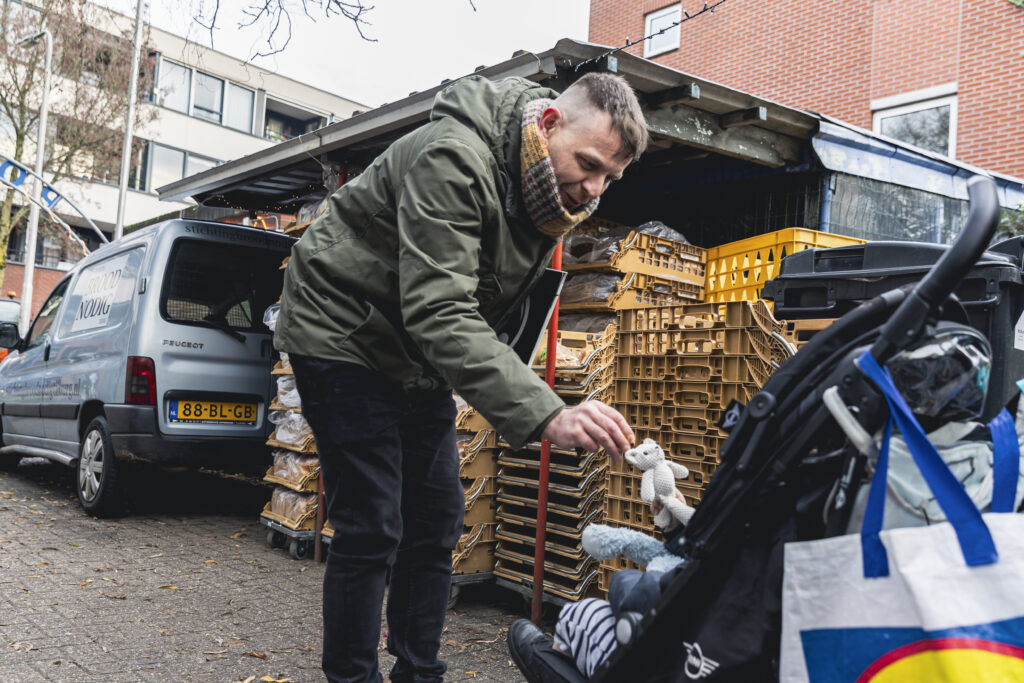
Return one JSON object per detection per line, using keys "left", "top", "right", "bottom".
{"left": 126, "top": 356, "right": 157, "bottom": 405}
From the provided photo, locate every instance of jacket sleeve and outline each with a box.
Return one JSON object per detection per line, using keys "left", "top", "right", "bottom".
{"left": 396, "top": 139, "right": 564, "bottom": 449}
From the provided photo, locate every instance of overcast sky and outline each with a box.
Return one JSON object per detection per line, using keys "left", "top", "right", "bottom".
{"left": 98, "top": 0, "right": 592, "bottom": 107}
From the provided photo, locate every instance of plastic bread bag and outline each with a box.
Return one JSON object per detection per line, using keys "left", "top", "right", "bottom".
{"left": 560, "top": 273, "right": 621, "bottom": 304}
{"left": 565, "top": 221, "right": 691, "bottom": 264}
{"left": 296, "top": 196, "right": 330, "bottom": 225}
{"left": 279, "top": 352, "right": 291, "bottom": 370}
{"left": 263, "top": 304, "right": 280, "bottom": 332}
{"left": 276, "top": 375, "right": 301, "bottom": 408}
{"left": 268, "top": 410, "right": 312, "bottom": 445}
{"left": 456, "top": 433, "right": 475, "bottom": 458}
{"left": 562, "top": 232, "right": 601, "bottom": 265}
{"left": 635, "top": 220, "right": 689, "bottom": 244}
{"left": 559, "top": 313, "right": 617, "bottom": 333}
{"left": 270, "top": 487, "right": 317, "bottom": 521}
{"left": 453, "top": 393, "right": 469, "bottom": 415}
{"left": 534, "top": 342, "right": 586, "bottom": 368}
{"left": 272, "top": 449, "right": 320, "bottom": 482}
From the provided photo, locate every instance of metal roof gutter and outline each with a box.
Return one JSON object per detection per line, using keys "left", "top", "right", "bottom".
{"left": 812, "top": 115, "right": 1024, "bottom": 209}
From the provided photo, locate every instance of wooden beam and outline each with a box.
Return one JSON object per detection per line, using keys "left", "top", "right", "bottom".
{"left": 645, "top": 83, "right": 701, "bottom": 108}
{"left": 720, "top": 106, "right": 767, "bottom": 129}
{"left": 643, "top": 102, "right": 801, "bottom": 167}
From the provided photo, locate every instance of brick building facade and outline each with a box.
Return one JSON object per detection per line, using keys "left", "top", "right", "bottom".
{"left": 589, "top": 0, "right": 1024, "bottom": 178}
{"left": 0, "top": 264, "right": 67, "bottom": 319}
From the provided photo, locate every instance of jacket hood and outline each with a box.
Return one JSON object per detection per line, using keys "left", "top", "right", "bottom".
{"left": 429, "top": 75, "right": 559, "bottom": 171}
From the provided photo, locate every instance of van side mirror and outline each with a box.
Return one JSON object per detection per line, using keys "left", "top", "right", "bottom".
{"left": 0, "top": 322, "right": 21, "bottom": 350}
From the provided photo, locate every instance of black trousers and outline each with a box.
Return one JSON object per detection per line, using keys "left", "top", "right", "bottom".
{"left": 290, "top": 355, "right": 464, "bottom": 683}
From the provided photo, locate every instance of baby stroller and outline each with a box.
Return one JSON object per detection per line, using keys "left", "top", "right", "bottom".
{"left": 512, "top": 176, "right": 1007, "bottom": 682}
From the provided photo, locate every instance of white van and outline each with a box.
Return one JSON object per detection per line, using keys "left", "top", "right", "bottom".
{"left": 0, "top": 220, "right": 294, "bottom": 516}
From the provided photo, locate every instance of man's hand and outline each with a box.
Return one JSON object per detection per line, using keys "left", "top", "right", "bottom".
{"left": 541, "top": 401, "right": 634, "bottom": 459}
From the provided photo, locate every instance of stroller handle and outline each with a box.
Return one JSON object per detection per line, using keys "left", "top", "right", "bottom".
{"left": 870, "top": 175, "right": 1001, "bottom": 364}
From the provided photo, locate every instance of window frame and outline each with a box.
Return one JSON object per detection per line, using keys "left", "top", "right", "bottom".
{"left": 191, "top": 71, "right": 225, "bottom": 124}
{"left": 224, "top": 82, "right": 256, "bottom": 134}
{"left": 25, "top": 277, "right": 70, "bottom": 350}
{"left": 145, "top": 142, "right": 220, "bottom": 193}
{"left": 156, "top": 57, "right": 192, "bottom": 114}
{"left": 644, "top": 4, "right": 682, "bottom": 58}
{"left": 872, "top": 93, "right": 958, "bottom": 158}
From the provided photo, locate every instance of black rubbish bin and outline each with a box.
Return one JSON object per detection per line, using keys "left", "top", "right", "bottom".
{"left": 762, "top": 236, "right": 1024, "bottom": 418}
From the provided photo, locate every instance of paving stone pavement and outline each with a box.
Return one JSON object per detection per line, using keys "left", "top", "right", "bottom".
{"left": 0, "top": 459, "right": 549, "bottom": 682}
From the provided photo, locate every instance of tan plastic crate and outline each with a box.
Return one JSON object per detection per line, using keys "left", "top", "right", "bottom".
{"left": 615, "top": 354, "right": 715, "bottom": 382}
{"left": 260, "top": 499, "right": 317, "bottom": 532}
{"left": 452, "top": 540, "right": 496, "bottom": 575}
{"left": 497, "top": 480, "right": 606, "bottom": 517}
{"left": 458, "top": 431, "right": 499, "bottom": 479}
{"left": 564, "top": 230, "right": 706, "bottom": 285}
{"left": 266, "top": 430, "right": 317, "bottom": 454}
{"left": 497, "top": 500, "right": 604, "bottom": 537}
{"left": 561, "top": 272, "right": 704, "bottom": 312}
{"left": 262, "top": 463, "right": 320, "bottom": 493}
{"left": 493, "top": 557, "right": 600, "bottom": 601}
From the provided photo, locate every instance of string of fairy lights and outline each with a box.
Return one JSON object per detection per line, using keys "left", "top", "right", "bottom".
{"left": 572, "top": 0, "right": 728, "bottom": 72}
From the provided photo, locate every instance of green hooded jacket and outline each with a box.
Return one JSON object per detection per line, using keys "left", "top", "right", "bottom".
{"left": 275, "top": 76, "right": 566, "bottom": 449}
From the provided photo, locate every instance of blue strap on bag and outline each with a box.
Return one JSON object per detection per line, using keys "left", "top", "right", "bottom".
{"left": 989, "top": 408, "right": 1019, "bottom": 513}
{"left": 857, "top": 349, "right": 1001, "bottom": 578}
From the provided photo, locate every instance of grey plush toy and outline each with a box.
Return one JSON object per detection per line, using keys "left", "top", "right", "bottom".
{"left": 581, "top": 439, "right": 696, "bottom": 573}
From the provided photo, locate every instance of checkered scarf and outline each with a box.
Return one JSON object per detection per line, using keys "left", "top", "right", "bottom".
{"left": 520, "top": 99, "right": 599, "bottom": 238}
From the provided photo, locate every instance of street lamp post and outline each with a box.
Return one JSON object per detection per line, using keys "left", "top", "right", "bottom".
{"left": 114, "top": 0, "right": 145, "bottom": 241}
{"left": 16, "top": 27, "right": 53, "bottom": 337}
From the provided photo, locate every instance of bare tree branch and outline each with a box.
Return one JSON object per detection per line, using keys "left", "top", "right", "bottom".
{"left": 190, "top": 0, "right": 376, "bottom": 58}
{"left": 0, "top": 0, "right": 157, "bottom": 274}
{"left": 193, "top": 0, "right": 221, "bottom": 50}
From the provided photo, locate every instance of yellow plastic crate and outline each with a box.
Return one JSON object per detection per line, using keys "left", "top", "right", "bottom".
{"left": 706, "top": 229, "right": 865, "bottom": 303}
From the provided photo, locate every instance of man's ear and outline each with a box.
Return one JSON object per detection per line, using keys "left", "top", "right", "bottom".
{"left": 538, "top": 106, "right": 563, "bottom": 140}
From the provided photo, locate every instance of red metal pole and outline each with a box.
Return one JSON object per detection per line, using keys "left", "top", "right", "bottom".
{"left": 532, "top": 242, "right": 562, "bottom": 625}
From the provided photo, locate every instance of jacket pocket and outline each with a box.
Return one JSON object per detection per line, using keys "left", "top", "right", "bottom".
{"left": 475, "top": 273, "right": 504, "bottom": 320}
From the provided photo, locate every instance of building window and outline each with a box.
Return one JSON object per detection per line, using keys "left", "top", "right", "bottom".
{"left": 872, "top": 87, "right": 957, "bottom": 158}
{"left": 192, "top": 71, "right": 224, "bottom": 124}
{"left": 185, "top": 154, "right": 218, "bottom": 177}
{"left": 146, "top": 143, "right": 220, "bottom": 192}
{"left": 157, "top": 59, "right": 190, "bottom": 113}
{"left": 264, "top": 98, "right": 326, "bottom": 142}
{"left": 644, "top": 4, "right": 682, "bottom": 58}
{"left": 225, "top": 83, "right": 255, "bottom": 133}
{"left": 149, "top": 144, "right": 186, "bottom": 191}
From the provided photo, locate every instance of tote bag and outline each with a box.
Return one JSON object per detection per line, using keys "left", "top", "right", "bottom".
{"left": 780, "top": 349, "right": 1024, "bottom": 682}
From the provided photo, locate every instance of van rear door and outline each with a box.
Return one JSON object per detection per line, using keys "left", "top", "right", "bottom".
{"left": 151, "top": 236, "right": 288, "bottom": 439}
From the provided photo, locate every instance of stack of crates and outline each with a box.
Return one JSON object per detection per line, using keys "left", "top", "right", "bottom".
{"left": 705, "top": 228, "right": 865, "bottom": 306}
{"left": 560, "top": 219, "right": 707, "bottom": 312}
{"left": 452, "top": 404, "right": 501, "bottom": 582}
{"left": 602, "top": 300, "right": 790, "bottom": 589}
{"left": 493, "top": 322, "right": 617, "bottom": 602}
{"left": 259, "top": 336, "right": 323, "bottom": 560}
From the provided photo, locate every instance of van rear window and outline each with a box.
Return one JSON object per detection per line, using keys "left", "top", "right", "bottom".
{"left": 161, "top": 238, "right": 285, "bottom": 332}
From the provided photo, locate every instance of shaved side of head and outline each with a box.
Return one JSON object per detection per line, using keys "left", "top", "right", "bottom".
{"left": 553, "top": 73, "right": 649, "bottom": 162}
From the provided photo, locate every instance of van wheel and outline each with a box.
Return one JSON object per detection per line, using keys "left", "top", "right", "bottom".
{"left": 77, "top": 416, "right": 121, "bottom": 517}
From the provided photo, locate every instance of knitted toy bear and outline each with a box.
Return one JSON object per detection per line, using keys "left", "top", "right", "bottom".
{"left": 581, "top": 439, "right": 696, "bottom": 574}
{"left": 626, "top": 437, "right": 693, "bottom": 528}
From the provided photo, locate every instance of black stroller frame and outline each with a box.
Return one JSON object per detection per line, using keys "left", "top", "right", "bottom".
{"left": 516, "top": 176, "right": 1004, "bottom": 682}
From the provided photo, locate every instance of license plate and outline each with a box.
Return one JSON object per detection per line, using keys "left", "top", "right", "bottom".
{"left": 168, "top": 400, "right": 258, "bottom": 425}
